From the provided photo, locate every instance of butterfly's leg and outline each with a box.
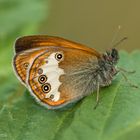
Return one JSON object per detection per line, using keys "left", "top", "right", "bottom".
{"left": 94, "top": 81, "right": 100, "bottom": 109}
{"left": 117, "top": 67, "right": 136, "bottom": 74}
{"left": 120, "top": 71, "right": 138, "bottom": 88}
{"left": 117, "top": 67, "right": 138, "bottom": 88}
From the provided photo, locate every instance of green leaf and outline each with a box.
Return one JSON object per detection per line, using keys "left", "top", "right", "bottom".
{"left": 0, "top": 51, "right": 140, "bottom": 140}
{"left": 0, "top": 0, "right": 48, "bottom": 37}
{"left": 0, "top": 0, "right": 49, "bottom": 77}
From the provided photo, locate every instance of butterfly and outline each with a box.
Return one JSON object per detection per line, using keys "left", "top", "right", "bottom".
{"left": 13, "top": 35, "right": 135, "bottom": 109}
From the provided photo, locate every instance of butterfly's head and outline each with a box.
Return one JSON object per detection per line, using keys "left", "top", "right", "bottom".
{"left": 102, "top": 48, "right": 119, "bottom": 65}
{"left": 98, "top": 48, "right": 119, "bottom": 79}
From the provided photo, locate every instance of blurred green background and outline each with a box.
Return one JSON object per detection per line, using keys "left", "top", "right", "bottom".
{"left": 0, "top": 0, "right": 140, "bottom": 80}
{"left": 0, "top": 0, "right": 140, "bottom": 140}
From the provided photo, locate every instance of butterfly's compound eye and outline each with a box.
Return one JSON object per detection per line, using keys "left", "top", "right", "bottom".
{"left": 55, "top": 52, "right": 63, "bottom": 61}
{"left": 42, "top": 83, "right": 51, "bottom": 93}
{"left": 38, "top": 75, "right": 47, "bottom": 84}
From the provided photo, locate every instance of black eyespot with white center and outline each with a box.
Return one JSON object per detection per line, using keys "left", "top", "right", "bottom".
{"left": 55, "top": 52, "right": 63, "bottom": 61}
{"left": 42, "top": 83, "right": 51, "bottom": 93}
{"left": 38, "top": 75, "right": 47, "bottom": 84}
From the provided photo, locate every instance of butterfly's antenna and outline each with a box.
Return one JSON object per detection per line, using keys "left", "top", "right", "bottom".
{"left": 109, "top": 25, "right": 122, "bottom": 47}
{"left": 112, "top": 37, "right": 128, "bottom": 48}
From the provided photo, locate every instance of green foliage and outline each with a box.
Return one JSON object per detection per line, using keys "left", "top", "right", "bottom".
{"left": 0, "top": 0, "right": 48, "bottom": 37}
{"left": 0, "top": 51, "right": 140, "bottom": 140}
{"left": 0, "top": 0, "right": 49, "bottom": 76}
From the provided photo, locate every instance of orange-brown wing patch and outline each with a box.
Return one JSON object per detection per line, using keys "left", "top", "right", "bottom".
{"left": 13, "top": 49, "right": 46, "bottom": 84}
{"left": 28, "top": 51, "right": 66, "bottom": 108}
{"left": 15, "top": 35, "right": 101, "bottom": 58}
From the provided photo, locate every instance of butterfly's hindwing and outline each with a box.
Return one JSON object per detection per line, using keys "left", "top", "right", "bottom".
{"left": 27, "top": 47, "right": 99, "bottom": 109}
{"left": 13, "top": 48, "right": 47, "bottom": 85}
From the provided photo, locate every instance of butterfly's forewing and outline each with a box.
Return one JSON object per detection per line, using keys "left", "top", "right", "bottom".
{"left": 13, "top": 35, "right": 101, "bottom": 109}
{"left": 14, "top": 35, "right": 100, "bottom": 55}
